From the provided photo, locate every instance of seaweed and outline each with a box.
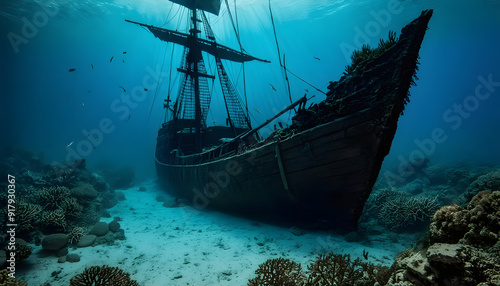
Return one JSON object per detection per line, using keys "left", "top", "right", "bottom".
{"left": 344, "top": 30, "right": 399, "bottom": 76}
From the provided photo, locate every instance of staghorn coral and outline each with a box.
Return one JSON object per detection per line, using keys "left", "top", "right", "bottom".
{"left": 69, "top": 227, "right": 84, "bottom": 244}
{"left": 16, "top": 200, "right": 42, "bottom": 231}
{"left": 69, "top": 265, "right": 139, "bottom": 286}
{"left": 248, "top": 253, "right": 393, "bottom": 286}
{"left": 61, "top": 197, "right": 83, "bottom": 219}
{"left": 248, "top": 258, "right": 306, "bottom": 286}
{"left": 306, "top": 253, "right": 364, "bottom": 286}
{"left": 41, "top": 209, "right": 67, "bottom": 231}
{"left": 38, "top": 186, "right": 70, "bottom": 210}
{"left": 0, "top": 269, "right": 27, "bottom": 286}
{"left": 378, "top": 193, "right": 440, "bottom": 230}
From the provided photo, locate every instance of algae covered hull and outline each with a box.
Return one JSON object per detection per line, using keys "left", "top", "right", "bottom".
{"left": 155, "top": 10, "right": 433, "bottom": 229}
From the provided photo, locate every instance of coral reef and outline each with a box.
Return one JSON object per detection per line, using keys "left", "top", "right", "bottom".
{"left": 41, "top": 209, "right": 67, "bottom": 231}
{"left": 70, "top": 183, "right": 98, "bottom": 202}
{"left": 38, "top": 186, "right": 70, "bottom": 210}
{"left": 0, "top": 269, "right": 27, "bottom": 286}
{"left": 15, "top": 200, "right": 42, "bottom": 232}
{"left": 430, "top": 190, "right": 500, "bottom": 247}
{"left": 60, "top": 197, "right": 83, "bottom": 219}
{"left": 248, "top": 258, "right": 305, "bottom": 286}
{"left": 69, "top": 265, "right": 139, "bottom": 286}
{"left": 248, "top": 252, "right": 392, "bottom": 286}
{"left": 388, "top": 190, "right": 500, "bottom": 285}
{"left": 306, "top": 253, "right": 365, "bottom": 285}
{"left": 378, "top": 194, "right": 440, "bottom": 230}
{"left": 364, "top": 189, "right": 440, "bottom": 230}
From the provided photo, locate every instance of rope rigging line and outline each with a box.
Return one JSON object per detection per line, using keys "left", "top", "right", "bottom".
{"left": 233, "top": 0, "right": 250, "bottom": 123}
{"left": 149, "top": 42, "right": 171, "bottom": 120}
{"left": 284, "top": 66, "right": 327, "bottom": 95}
{"left": 268, "top": 0, "right": 293, "bottom": 106}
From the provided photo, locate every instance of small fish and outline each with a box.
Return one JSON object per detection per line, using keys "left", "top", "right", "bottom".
{"left": 68, "top": 68, "right": 76, "bottom": 72}
{"left": 118, "top": 86, "right": 126, "bottom": 92}
{"left": 269, "top": 83, "right": 277, "bottom": 92}
{"left": 122, "top": 59, "right": 124, "bottom": 63}
{"left": 314, "top": 57, "right": 321, "bottom": 61}
{"left": 91, "top": 64, "right": 94, "bottom": 69}
{"left": 82, "top": 102, "right": 85, "bottom": 107}
{"left": 305, "top": 89, "right": 309, "bottom": 93}
{"left": 123, "top": 52, "right": 127, "bottom": 54}
{"left": 144, "top": 88, "right": 148, "bottom": 91}
{"left": 110, "top": 56, "right": 114, "bottom": 62}
{"left": 66, "top": 141, "right": 74, "bottom": 148}
{"left": 88, "top": 90, "right": 91, "bottom": 93}
{"left": 253, "top": 108, "right": 261, "bottom": 114}
{"left": 125, "top": 115, "right": 131, "bottom": 122}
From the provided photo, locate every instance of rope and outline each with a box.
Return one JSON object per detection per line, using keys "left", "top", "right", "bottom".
{"left": 268, "top": 0, "right": 293, "bottom": 106}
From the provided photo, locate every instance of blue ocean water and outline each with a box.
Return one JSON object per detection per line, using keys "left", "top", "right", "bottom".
{"left": 1, "top": 1, "right": 500, "bottom": 285}
{"left": 1, "top": 0, "right": 499, "bottom": 179}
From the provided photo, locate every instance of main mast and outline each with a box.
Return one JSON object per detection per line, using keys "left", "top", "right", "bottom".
{"left": 126, "top": 0, "right": 269, "bottom": 152}
{"left": 189, "top": 5, "right": 203, "bottom": 152}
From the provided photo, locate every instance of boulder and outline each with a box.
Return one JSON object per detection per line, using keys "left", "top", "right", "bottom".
{"left": 76, "top": 235, "right": 97, "bottom": 247}
{"left": 89, "top": 222, "right": 109, "bottom": 236}
{"left": 66, "top": 253, "right": 81, "bottom": 263}
{"left": 109, "top": 220, "right": 121, "bottom": 232}
{"left": 42, "top": 233, "right": 69, "bottom": 251}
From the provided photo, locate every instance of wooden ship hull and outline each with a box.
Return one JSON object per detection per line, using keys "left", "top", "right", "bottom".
{"left": 151, "top": 8, "right": 433, "bottom": 229}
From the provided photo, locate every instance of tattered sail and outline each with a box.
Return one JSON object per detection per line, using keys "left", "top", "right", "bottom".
{"left": 170, "top": 0, "right": 222, "bottom": 15}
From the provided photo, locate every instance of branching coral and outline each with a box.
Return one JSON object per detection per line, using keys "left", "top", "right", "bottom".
{"left": 61, "top": 197, "right": 83, "bottom": 218}
{"left": 306, "top": 253, "right": 364, "bottom": 286}
{"left": 69, "top": 265, "right": 139, "bottom": 286}
{"left": 38, "top": 186, "right": 70, "bottom": 210}
{"left": 248, "top": 258, "right": 306, "bottom": 286}
{"left": 16, "top": 200, "right": 42, "bottom": 231}
{"left": 378, "top": 194, "right": 440, "bottom": 230}
{"left": 248, "top": 252, "right": 393, "bottom": 286}
{"left": 41, "top": 209, "right": 67, "bottom": 230}
{"left": 69, "top": 227, "right": 84, "bottom": 244}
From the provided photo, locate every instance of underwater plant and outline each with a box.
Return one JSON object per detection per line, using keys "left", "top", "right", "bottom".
{"left": 69, "top": 265, "right": 139, "bottom": 286}
{"left": 344, "top": 30, "right": 399, "bottom": 76}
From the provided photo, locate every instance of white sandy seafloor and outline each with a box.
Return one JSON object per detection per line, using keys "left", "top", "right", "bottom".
{"left": 16, "top": 180, "right": 418, "bottom": 285}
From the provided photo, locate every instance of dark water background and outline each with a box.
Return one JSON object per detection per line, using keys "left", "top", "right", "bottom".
{"left": 1, "top": 0, "right": 499, "bottom": 181}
